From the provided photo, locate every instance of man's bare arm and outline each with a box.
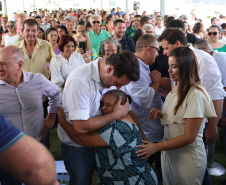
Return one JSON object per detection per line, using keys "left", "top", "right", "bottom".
{"left": 205, "top": 99, "right": 223, "bottom": 144}
{"left": 160, "top": 77, "right": 171, "bottom": 91}
{"left": 72, "top": 97, "right": 129, "bottom": 134}
{"left": 0, "top": 135, "right": 58, "bottom": 185}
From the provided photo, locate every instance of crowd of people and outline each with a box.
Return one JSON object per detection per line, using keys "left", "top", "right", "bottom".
{"left": 0, "top": 6, "right": 226, "bottom": 185}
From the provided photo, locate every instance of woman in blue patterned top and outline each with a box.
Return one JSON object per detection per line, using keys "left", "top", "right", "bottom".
{"left": 59, "top": 89, "right": 158, "bottom": 185}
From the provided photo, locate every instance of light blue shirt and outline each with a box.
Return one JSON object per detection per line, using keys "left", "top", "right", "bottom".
{"left": 125, "top": 58, "right": 164, "bottom": 142}
{"left": 0, "top": 71, "right": 61, "bottom": 139}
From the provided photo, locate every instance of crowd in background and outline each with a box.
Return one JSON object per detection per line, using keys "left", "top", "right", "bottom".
{"left": 0, "top": 6, "right": 226, "bottom": 185}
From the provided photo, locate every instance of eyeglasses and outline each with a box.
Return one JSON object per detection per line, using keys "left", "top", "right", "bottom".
{"left": 129, "top": 17, "right": 134, "bottom": 19}
{"left": 0, "top": 62, "right": 8, "bottom": 68}
{"left": 92, "top": 21, "right": 100, "bottom": 24}
{"left": 146, "top": 45, "right": 160, "bottom": 52}
{"left": 7, "top": 25, "right": 14, "bottom": 28}
{"left": 105, "top": 49, "right": 117, "bottom": 53}
{"left": 145, "top": 31, "right": 154, "bottom": 34}
{"left": 208, "top": 32, "right": 218, "bottom": 36}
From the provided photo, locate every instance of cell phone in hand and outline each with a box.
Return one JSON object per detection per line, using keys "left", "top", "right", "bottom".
{"left": 79, "top": 42, "right": 86, "bottom": 53}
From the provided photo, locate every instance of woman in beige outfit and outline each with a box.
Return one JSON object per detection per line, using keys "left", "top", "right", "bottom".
{"left": 136, "top": 47, "right": 216, "bottom": 185}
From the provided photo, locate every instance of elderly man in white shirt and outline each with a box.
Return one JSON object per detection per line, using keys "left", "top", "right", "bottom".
{"left": 58, "top": 51, "right": 142, "bottom": 185}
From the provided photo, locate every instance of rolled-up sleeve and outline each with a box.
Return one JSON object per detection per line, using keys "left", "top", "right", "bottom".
{"left": 50, "top": 57, "right": 64, "bottom": 87}
{"left": 198, "top": 55, "right": 226, "bottom": 100}
{"left": 128, "top": 73, "right": 155, "bottom": 109}
{"left": 41, "top": 75, "right": 61, "bottom": 113}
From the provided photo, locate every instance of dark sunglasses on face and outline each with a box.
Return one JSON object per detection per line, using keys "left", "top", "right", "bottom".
{"left": 7, "top": 25, "right": 14, "bottom": 28}
{"left": 92, "top": 21, "right": 100, "bottom": 24}
{"left": 208, "top": 32, "right": 218, "bottom": 36}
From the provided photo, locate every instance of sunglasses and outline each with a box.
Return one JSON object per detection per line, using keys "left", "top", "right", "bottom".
{"left": 92, "top": 21, "right": 100, "bottom": 24}
{"left": 145, "top": 31, "right": 154, "bottom": 34}
{"left": 7, "top": 25, "right": 14, "bottom": 28}
{"left": 208, "top": 32, "right": 218, "bottom": 36}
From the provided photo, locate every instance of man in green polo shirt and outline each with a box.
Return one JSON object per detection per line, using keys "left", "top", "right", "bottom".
{"left": 89, "top": 15, "right": 111, "bottom": 56}
{"left": 125, "top": 14, "right": 141, "bottom": 39}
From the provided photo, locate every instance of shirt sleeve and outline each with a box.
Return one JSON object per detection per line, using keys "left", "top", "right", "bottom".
{"left": 40, "top": 74, "right": 61, "bottom": 113}
{"left": 129, "top": 39, "right": 136, "bottom": 53}
{"left": 0, "top": 114, "right": 25, "bottom": 154}
{"left": 128, "top": 73, "right": 155, "bottom": 109}
{"left": 46, "top": 42, "right": 56, "bottom": 62}
{"left": 50, "top": 57, "right": 64, "bottom": 87}
{"left": 197, "top": 51, "right": 226, "bottom": 100}
{"left": 91, "top": 48, "right": 98, "bottom": 61}
{"left": 183, "top": 88, "right": 216, "bottom": 119}
{"left": 64, "top": 79, "right": 91, "bottom": 120}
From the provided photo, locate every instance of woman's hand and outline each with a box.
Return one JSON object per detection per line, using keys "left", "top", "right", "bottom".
{"left": 76, "top": 48, "right": 84, "bottom": 54}
{"left": 84, "top": 54, "right": 91, "bottom": 63}
{"left": 136, "top": 140, "right": 158, "bottom": 159}
{"left": 148, "top": 108, "right": 163, "bottom": 120}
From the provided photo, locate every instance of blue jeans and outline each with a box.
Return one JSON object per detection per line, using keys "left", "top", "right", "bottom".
{"left": 61, "top": 143, "right": 96, "bottom": 185}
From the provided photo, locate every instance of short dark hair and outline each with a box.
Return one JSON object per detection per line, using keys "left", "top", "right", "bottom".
{"left": 167, "top": 19, "right": 185, "bottom": 32}
{"left": 221, "top": 23, "right": 226, "bottom": 30}
{"left": 165, "top": 16, "right": 175, "bottom": 27}
{"left": 35, "top": 15, "right": 41, "bottom": 20}
{"left": 113, "top": 19, "right": 125, "bottom": 27}
{"left": 105, "top": 51, "right": 140, "bottom": 81}
{"left": 136, "top": 34, "right": 157, "bottom": 52}
{"left": 57, "top": 25, "right": 69, "bottom": 34}
{"left": 22, "top": 19, "right": 38, "bottom": 30}
{"left": 158, "top": 28, "right": 188, "bottom": 46}
{"left": 78, "top": 21, "right": 84, "bottom": 26}
{"left": 58, "top": 34, "right": 76, "bottom": 52}
{"left": 134, "top": 15, "right": 142, "bottom": 18}
{"left": 140, "top": 16, "right": 151, "bottom": 27}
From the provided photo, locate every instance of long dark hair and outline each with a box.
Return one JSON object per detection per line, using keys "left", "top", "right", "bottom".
{"left": 169, "top": 47, "right": 206, "bottom": 115}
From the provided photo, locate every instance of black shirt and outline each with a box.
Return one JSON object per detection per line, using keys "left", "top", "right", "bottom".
{"left": 133, "top": 29, "right": 142, "bottom": 46}
{"left": 149, "top": 46, "right": 169, "bottom": 78}
{"left": 119, "top": 36, "right": 136, "bottom": 53}
{"left": 186, "top": 32, "right": 199, "bottom": 45}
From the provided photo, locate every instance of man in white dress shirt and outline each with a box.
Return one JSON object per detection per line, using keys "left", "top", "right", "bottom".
{"left": 58, "top": 51, "right": 141, "bottom": 185}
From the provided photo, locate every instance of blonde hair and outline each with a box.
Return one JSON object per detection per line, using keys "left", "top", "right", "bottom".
{"left": 77, "top": 29, "right": 91, "bottom": 50}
